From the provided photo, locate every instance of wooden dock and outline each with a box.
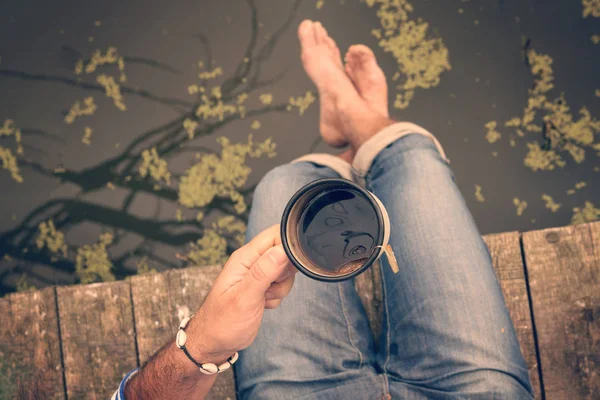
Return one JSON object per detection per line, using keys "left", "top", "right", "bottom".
{"left": 1, "top": 221, "right": 599, "bottom": 399}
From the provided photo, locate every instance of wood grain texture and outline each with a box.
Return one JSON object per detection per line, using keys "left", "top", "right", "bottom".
{"left": 522, "top": 221, "right": 600, "bottom": 399}
{"left": 5, "top": 222, "right": 600, "bottom": 399}
{"left": 0, "top": 287, "right": 65, "bottom": 400}
{"left": 483, "top": 232, "right": 542, "bottom": 399}
{"left": 57, "top": 281, "right": 138, "bottom": 400}
{"left": 130, "top": 265, "right": 236, "bottom": 400}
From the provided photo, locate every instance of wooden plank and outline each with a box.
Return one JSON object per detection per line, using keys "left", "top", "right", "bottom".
{"left": 0, "top": 287, "right": 65, "bottom": 400}
{"left": 131, "top": 265, "right": 236, "bottom": 400}
{"left": 483, "top": 232, "right": 542, "bottom": 399}
{"left": 522, "top": 221, "right": 600, "bottom": 399}
{"left": 57, "top": 281, "right": 138, "bottom": 400}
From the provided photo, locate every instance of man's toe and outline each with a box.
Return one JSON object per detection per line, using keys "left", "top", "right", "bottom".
{"left": 314, "top": 22, "right": 327, "bottom": 44}
{"left": 298, "top": 20, "right": 316, "bottom": 49}
{"left": 344, "top": 61, "right": 356, "bottom": 82}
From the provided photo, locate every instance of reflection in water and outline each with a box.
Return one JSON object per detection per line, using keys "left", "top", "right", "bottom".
{"left": 298, "top": 188, "right": 378, "bottom": 275}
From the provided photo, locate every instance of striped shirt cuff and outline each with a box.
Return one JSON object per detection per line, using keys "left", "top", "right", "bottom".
{"left": 111, "top": 368, "right": 139, "bottom": 400}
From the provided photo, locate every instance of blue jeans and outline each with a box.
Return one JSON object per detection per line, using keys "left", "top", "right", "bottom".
{"left": 235, "top": 126, "right": 533, "bottom": 399}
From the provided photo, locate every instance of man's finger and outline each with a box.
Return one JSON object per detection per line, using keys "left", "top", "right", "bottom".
{"left": 265, "top": 274, "right": 295, "bottom": 300}
{"left": 274, "top": 264, "right": 297, "bottom": 283}
{"left": 265, "top": 299, "right": 282, "bottom": 309}
{"left": 226, "top": 225, "right": 281, "bottom": 270}
{"left": 241, "top": 245, "right": 292, "bottom": 297}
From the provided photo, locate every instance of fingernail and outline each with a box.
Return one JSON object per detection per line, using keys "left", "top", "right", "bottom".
{"left": 268, "top": 246, "right": 289, "bottom": 265}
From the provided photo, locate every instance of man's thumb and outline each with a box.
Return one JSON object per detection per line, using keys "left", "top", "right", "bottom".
{"left": 242, "top": 245, "right": 290, "bottom": 295}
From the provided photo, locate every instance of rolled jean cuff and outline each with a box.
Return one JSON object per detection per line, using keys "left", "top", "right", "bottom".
{"left": 352, "top": 121, "right": 449, "bottom": 179}
{"left": 291, "top": 122, "right": 448, "bottom": 187}
{"left": 291, "top": 153, "right": 354, "bottom": 181}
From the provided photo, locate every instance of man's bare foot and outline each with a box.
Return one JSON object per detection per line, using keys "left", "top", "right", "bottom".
{"left": 298, "top": 20, "right": 393, "bottom": 151}
{"left": 337, "top": 148, "right": 354, "bottom": 163}
{"left": 298, "top": 20, "right": 359, "bottom": 147}
{"left": 344, "top": 45, "right": 389, "bottom": 117}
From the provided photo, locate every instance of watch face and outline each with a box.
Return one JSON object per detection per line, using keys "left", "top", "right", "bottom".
{"left": 282, "top": 178, "right": 386, "bottom": 282}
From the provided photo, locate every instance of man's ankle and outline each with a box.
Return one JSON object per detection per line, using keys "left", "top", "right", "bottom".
{"left": 348, "top": 114, "right": 395, "bottom": 152}
{"left": 336, "top": 148, "right": 355, "bottom": 163}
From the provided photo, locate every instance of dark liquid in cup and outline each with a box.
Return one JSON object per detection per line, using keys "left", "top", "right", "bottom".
{"left": 297, "top": 188, "right": 379, "bottom": 275}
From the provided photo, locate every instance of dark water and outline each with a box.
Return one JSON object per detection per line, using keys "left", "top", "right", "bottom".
{"left": 298, "top": 188, "right": 379, "bottom": 276}
{"left": 1, "top": 0, "right": 599, "bottom": 295}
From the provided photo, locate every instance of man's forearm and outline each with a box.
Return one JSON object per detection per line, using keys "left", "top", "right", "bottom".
{"left": 121, "top": 227, "right": 295, "bottom": 399}
{"left": 124, "top": 311, "right": 235, "bottom": 399}
{"left": 124, "top": 339, "right": 220, "bottom": 399}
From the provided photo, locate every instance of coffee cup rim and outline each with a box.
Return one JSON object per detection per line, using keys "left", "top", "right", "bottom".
{"left": 280, "top": 178, "right": 386, "bottom": 282}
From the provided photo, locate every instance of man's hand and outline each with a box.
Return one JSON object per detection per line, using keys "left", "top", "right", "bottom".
{"left": 184, "top": 224, "right": 297, "bottom": 364}
{"left": 124, "top": 225, "right": 296, "bottom": 400}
